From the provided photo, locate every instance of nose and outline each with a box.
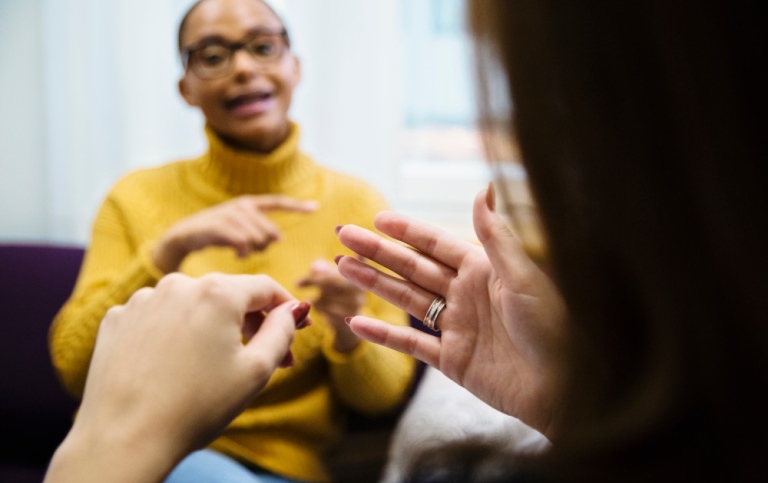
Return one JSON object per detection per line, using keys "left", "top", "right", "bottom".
{"left": 231, "top": 49, "right": 264, "bottom": 80}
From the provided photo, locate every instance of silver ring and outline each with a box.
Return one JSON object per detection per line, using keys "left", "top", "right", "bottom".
{"left": 423, "top": 295, "right": 446, "bottom": 331}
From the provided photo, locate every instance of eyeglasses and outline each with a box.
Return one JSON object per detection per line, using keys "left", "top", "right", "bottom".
{"left": 181, "top": 29, "right": 289, "bottom": 80}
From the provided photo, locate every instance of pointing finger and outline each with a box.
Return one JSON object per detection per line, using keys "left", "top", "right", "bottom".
{"left": 250, "top": 195, "right": 319, "bottom": 213}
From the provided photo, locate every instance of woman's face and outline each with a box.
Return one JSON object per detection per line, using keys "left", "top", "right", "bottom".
{"left": 178, "top": 0, "right": 300, "bottom": 152}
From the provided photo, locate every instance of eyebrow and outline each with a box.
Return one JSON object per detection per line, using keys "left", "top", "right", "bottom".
{"left": 183, "top": 27, "right": 286, "bottom": 51}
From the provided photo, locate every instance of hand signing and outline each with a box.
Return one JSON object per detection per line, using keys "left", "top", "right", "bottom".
{"left": 152, "top": 195, "right": 319, "bottom": 273}
{"left": 45, "top": 273, "right": 310, "bottom": 483}
{"left": 297, "top": 259, "right": 366, "bottom": 353}
{"left": 335, "top": 186, "right": 567, "bottom": 436}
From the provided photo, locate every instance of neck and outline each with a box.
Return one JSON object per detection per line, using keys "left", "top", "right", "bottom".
{"left": 198, "top": 122, "right": 317, "bottom": 196}
{"left": 218, "top": 124, "right": 291, "bottom": 154}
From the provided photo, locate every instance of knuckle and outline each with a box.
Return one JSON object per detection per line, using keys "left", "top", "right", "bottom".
{"left": 235, "top": 197, "right": 252, "bottom": 211}
{"left": 195, "top": 273, "right": 228, "bottom": 298}
{"left": 397, "top": 286, "right": 416, "bottom": 310}
{"left": 250, "top": 274, "right": 273, "bottom": 288}
{"left": 402, "top": 331, "right": 420, "bottom": 357}
{"left": 196, "top": 287, "right": 232, "bottom": 308}
{"left": 128, "top": 286, "right": 155, "bottom": 303}
{"left": 102, "top": 304, "right": 125, "bottom": 323}
{"left": 199, "top": 272, "right": 227, "bottom": 287}
{"left": 157, "top": 272, "right": 188, "bottom": 288}
{"left": 400, "top": 252, "right": 420, "bottom": 279}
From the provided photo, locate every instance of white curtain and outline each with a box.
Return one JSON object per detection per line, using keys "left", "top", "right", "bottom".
{"left": 0, "top": 0, "right": 403, "bottom": 244}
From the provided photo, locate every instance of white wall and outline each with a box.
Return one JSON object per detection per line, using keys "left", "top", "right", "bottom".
{"left": 0, "top": 0, "right": 48, "bottom": 240}
{"left": 286, "top": 0, "right": 403, "bottom": 204}
{"left": 41, "top": 0, "right": 206, "bottom": 242}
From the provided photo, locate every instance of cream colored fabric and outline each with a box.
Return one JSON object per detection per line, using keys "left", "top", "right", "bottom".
{"left": 381, "top": 366, "right": 549, "bottom": 482}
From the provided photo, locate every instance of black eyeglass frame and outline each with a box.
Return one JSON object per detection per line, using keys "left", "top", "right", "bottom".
{"left": 180, "top": 28, "right": 291, "bottom": 79}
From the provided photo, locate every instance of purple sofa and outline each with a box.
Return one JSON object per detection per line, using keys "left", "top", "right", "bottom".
{"left": 0, "top": 243, "right": 84, "bottom": 482}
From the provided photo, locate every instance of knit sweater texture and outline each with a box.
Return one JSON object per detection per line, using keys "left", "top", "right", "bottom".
{"left": 49, "top": 123, "right": 416, "bottom": 482}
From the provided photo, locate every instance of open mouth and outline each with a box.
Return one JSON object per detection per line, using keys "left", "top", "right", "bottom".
{"left": 225, "top": 91, "right": 275, "bottom": 116}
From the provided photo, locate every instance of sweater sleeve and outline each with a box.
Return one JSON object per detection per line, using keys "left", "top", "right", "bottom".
{"left": 320, "top": 182, "right": 418, "bottom": 415}
{"left": 49, "top": 192, "right": 165, "bottom": 398}
{"left": 322, "top": 296, "right": 417, "bottom": 415}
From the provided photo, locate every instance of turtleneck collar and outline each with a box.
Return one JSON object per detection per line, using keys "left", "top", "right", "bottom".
{"left": 196, "top": 122, "right": 317, "bottom": 196}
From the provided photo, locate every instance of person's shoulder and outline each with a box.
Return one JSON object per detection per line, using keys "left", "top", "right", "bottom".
{"left": 314, "top": 163, "right": 386, "bottom": 203}
{"left": 110, "top": 158, "right": 194, "bottom": 194}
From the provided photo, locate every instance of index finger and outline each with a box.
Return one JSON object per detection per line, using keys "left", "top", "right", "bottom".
{"left": 244, "top": 300, "right": 299, "bottom": 375}
{"left": 249, "top": 195, "right": 319, "bottom": 213}
{"left": 335, "top": 225, "right": 455, "bottom": 296}
{"left": 373, "top": 211, "right": 479, "bottom": 270}
{"left": 217, "top": 274, "right": 297, "bottom": 315}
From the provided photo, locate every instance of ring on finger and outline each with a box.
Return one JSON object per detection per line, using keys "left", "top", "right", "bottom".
{"left": 423, "top": 295, "right": 446, "bottom": 331}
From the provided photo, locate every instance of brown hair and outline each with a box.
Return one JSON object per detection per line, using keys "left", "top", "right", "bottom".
{"left": 469, "top": 1, "right": 768, "bottom": 480}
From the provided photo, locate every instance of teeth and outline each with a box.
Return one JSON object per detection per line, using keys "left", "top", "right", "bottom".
{"left": 228, "top": 93, "right": 270, "bottom": 108}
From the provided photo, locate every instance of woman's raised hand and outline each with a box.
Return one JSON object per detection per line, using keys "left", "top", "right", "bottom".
{"left": 152, "top": 195, "right": 318, "bottom": 273}
{"left": 45, "top": 273, "right": 309, "bottom": 483}
{"left": 335, "top": 186, "right": 566, "bottom": 435}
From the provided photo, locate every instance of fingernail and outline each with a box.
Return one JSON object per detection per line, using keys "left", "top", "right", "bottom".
{"left": 296, "top": 317, "right": 312, "bottom": 330}
{"left": 291, "top": 301, "right": 311, "bottom": 326}
{"left": 486, "top": 181, "right": 496, "bottom": 212}
{"left": 344, "top": 317, "right": 352, "bottom": 326}
{"left": 335, "top": 225, "right": 344, "bottom": 235}
{"left": 334, "top": 255, "right": 343, "bottom": 265}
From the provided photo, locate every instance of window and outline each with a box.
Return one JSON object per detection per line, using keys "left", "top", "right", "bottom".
{"left": 396, "top": 0, "right": 541, "bottom": 259}
{"left": 398, "top": 0, "right": 499, "bottom": 241}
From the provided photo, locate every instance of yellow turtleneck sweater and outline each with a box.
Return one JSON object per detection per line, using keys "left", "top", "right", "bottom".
{"left": 49, "top": 123, "right": 416, "bottom": 483}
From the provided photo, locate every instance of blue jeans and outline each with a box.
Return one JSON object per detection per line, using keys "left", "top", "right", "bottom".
{"left": 165, "top": 449, "right": 305, "bottom": 483}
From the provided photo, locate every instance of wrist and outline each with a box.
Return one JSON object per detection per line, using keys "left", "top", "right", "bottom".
{"left": 152, "top": 232, "right": 187, "bottom": 274}
{"left": 333, "top": 326, "right": 362, "bottom": 353}
{"left": 46, "top": 422, "right": 179, "bottom": 483}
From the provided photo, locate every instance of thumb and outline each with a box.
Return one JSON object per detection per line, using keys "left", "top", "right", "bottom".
{"left": 472, "top": 183, "right": 535, "bottom": 291}
{"left": 243, "top": 301, "right": 297, "bottom": 377}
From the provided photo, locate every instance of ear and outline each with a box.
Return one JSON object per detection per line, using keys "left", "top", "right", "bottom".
{"left": 178, "top": 75, "right": 199, "bottom": 107}
{"left": 290, "top": 55, "right": 302, "bottom": 88}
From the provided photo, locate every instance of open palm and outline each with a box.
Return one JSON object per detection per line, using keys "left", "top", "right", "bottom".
{"left": 336, "top": 188, "right": 566, "bottom": 435}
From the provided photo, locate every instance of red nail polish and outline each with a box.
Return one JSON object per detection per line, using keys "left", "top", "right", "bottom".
{"left": 486, "top": 181, "right": 496, "bottom": 212}
{"left": 344, "top": 317, "right": 352, "bottom": 325}
{"left": 335, "top": 225, "right": 344, "bottom": 235}
{"left": 291, "top": 301, "right": 311, "bottom": 327}
{"left": 296, "top": 317, "right": 312, "bottom": 330}
{"left": 334, "top": 255, "right": 343, "bottom": 265}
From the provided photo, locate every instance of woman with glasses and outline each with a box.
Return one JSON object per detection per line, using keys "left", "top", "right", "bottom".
{"left": 48, "top": 1, "right": 416, "bottom": 482}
